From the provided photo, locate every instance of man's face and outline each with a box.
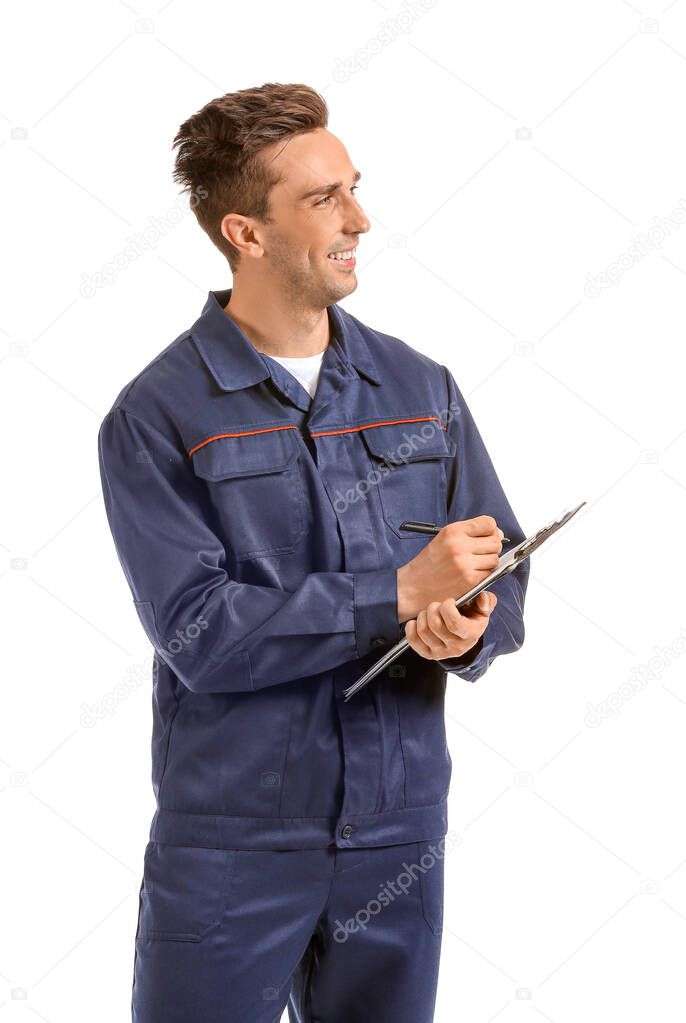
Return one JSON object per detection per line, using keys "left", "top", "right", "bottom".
{"left": 253, "top": 127, "right": 371, "bottom": 307}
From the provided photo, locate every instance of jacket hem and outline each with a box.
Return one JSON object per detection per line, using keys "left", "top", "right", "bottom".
{"left": 149, "top": 798, "right": 448, "bottom": 850}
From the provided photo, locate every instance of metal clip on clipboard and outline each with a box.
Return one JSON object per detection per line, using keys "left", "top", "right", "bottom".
{"left": 342, "top": 501, "right": 587, "bottom": 702}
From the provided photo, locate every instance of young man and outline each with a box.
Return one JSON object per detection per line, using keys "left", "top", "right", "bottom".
{"left": 98, "top": 83, "right": 529, "bottom": 1023}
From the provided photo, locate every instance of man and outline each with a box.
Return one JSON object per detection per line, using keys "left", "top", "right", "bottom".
{"left": 98, "top": 82, "right": 529, "bottom": 1023}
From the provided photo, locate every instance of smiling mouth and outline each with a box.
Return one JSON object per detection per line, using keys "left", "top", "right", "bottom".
{"left": 327, "top": 246, "right": 357, "bottom": 269}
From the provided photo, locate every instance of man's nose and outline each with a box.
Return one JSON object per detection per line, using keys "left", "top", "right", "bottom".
{"left": 342, "top": 197, "right": 371, "bottom": 236}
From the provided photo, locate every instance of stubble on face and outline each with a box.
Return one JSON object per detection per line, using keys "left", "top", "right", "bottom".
{"left": 264, "top": 224, "right": 357, "bottom": 312}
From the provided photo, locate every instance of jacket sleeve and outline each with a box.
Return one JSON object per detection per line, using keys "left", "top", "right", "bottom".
{"left": 97, "top": 406, "right": 402, "bottom": 694}
{"left": 435, "top": 367, "right": 529, "bottom": 682}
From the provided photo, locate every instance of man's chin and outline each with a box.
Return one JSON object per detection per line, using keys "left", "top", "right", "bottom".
{"left": 323, "top": 269, "right": 358, "bottom": 302}
{"left": 281, "top": 266, "right": 359, "bottom": 308}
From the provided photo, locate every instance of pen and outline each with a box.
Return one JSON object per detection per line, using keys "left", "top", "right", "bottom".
{"left": 399, "top": 520, "right": 511, "bottom": 543}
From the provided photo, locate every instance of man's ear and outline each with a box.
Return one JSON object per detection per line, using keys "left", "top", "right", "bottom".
{"left": 220, "top": 212, "right": 264, "bottom": 260}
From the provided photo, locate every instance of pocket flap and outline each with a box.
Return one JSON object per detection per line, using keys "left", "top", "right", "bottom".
{"left": 361, "top": 419, "right": 455, "bottom": 464}
{"left": 190, "top": 426, "right": 300, "bottom": 480}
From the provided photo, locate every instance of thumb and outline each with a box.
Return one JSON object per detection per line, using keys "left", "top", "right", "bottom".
{"left": 477, "top": 591, "right": 497, "bottom": 614}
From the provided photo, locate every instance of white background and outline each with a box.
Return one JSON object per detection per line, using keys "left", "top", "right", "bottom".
{"left": 2, "top": 0, "right": 685, "bottom": 1020}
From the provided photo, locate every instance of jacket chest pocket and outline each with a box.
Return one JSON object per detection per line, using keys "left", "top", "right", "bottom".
{"left": 190, "top": 426, "right": 307, "bottom": 560}
{"left": 360, "top": 419, "right": 456, "bottom": 538}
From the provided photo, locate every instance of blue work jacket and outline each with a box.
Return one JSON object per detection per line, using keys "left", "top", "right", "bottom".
{"left": 97, "top": 288, "right": 529, "bottom": 852}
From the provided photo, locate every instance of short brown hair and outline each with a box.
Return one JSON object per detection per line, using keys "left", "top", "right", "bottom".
{"left": 171, "top": 83, "right": 328, "bottom": 272}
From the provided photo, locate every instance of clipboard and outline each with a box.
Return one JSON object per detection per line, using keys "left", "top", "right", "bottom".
{"left": 342, "top": 500, "right": 586, "bottom": 701}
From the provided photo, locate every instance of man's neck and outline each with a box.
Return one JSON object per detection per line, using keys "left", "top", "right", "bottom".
{"left": 223, "top": 281, "right": 331, "bottom": 358}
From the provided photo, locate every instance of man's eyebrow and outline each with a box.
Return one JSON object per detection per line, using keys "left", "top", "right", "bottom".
{"left": 298, "top": 169, "right": 362, "bottom": 201}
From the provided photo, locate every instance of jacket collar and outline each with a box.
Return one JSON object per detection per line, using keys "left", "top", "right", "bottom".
{"left": 191, "top": 288, "right": 381, "bottom": 393}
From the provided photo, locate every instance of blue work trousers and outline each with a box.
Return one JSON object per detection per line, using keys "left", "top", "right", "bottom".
{"left": 131, "top": 838, "right": 445, "bottom": 1022}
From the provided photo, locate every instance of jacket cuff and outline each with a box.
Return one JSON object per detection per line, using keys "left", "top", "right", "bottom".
{"left": 353, "top": 568, "right": 402, "bottom": 658}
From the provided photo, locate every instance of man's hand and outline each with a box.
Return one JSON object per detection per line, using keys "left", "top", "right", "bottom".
{"left": 403, "top": 590, "right": 497, "bottom": 661}
{"left": 397, "top": 515, "right": 503, "bottom": 622}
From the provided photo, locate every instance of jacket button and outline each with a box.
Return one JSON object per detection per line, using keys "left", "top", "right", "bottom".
{"left": 371, "top": 636, "right": 386, "bottom": 647}
{"left": 341, "top": 824, "right": 354, "bottom": 839}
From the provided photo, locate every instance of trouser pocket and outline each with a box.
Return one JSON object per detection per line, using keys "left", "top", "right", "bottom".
{"left": 137, "top": 841, "right": 235, "bottom": 942}
{"left": 417, "top": 840, "right": 445, "bottom": 935}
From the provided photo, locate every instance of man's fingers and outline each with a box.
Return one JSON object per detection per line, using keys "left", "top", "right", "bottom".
{"left": 468, "top": 535, "right": 503, "bottom": 554}
{"left": 436, "top": 602, "right": 470, "bottom": 642}
{"left": 413, "top": 605, "right": 461, "bottom": 654}
{"left": 413, "top": 607, "right": 453, "bottom": 657}
{"left": 473, "top": 552, "right": 501, "bottom": 571}
{"left": 461, "top": 515, "right": 500, "bottom": 538}
{"left": 405, "top": 613, "right": 436, "bottom": 658}
{"left": 406, "top": 596, "right": 496, "bottom": 660}
{"left": 462, "top": 591, "right": 497, "bottom": 618}
{"left": 425, "top": 600, "right": 480, "bottom": 648}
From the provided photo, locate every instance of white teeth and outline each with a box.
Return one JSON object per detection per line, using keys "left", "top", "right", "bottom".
{"left": 328, "top": 250, "right": 354, "bottom": 260}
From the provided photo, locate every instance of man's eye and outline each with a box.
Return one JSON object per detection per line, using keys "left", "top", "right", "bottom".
{"left": 315, "top": 185, "right": 359, "bottom": 208}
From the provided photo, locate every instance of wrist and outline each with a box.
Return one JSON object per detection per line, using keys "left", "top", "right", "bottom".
{"left": 396, "top": 566, "right": 419, "bottom": 622}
